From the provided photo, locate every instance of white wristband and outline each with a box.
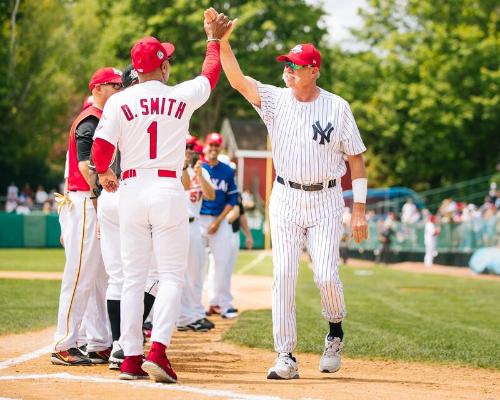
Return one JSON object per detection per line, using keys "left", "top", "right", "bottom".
{"left": 352, "top": 178, "right": 367, "bottom": 204}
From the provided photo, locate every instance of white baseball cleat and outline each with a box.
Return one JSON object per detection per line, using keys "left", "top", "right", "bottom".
{"left": 267, "top": 353, "right": 299, "bottom": 380}
{"left": 319, "top": 335, "right": 343, "bottom": 373}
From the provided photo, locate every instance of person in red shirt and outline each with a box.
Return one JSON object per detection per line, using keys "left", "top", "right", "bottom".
{"left": 52, "top": 67, "right": 122, "bottom": 366}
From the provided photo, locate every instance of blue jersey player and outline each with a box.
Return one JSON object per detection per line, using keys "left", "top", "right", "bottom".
{"left": 199, "top": 132, "right": 239, "bottom": 318}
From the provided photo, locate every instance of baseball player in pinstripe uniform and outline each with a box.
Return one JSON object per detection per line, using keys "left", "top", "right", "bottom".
{"left": 215, "top": 10, "right": 369, "bottom": 379}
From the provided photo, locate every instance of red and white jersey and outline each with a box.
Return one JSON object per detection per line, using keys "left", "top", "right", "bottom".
{"left": 94, "top": 76, "right": 211, "bottom": 173}
{"left": 185, "top": 167, "right": 214, "bottom": 218}
{"left": 253, "top": 82, "right": 366, "bottom": 184}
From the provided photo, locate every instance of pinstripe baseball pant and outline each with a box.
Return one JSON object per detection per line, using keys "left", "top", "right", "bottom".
{"left": 269, "top": 181, "right": 346, "bottom": 353}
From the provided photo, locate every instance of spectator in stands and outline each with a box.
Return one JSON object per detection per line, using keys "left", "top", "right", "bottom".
{"left": 376, "top": 217, "right": 393, "bottom": 265}
{"left": 439, "top": 198, "right": 457, "bottom": 223}
{"left": 19, "top": 184, "right": 34, "bottom": 209}
{"left": 7, "top": 182, "right": 18, "bottom": 200}
{"left": 424, "top": 215, "right": 440, "bottom": 267}
{"left": 5, "top": 182, "right": 18, "bottom": 212}
{"left": 35, "top": 185, "right": 48, "bottom": 205}
{"left": 401, "top": 198, "right": 419, "bottom": 224}
{"left": 15, "top": 201, "right": 31, "bottom": 215}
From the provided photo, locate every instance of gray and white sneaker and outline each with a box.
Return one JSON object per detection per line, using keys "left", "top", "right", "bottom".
{"left": 109, "top": 340, "right": 124, "bottom": 370}
{"left": 319, "top": 335, "right": 343, "bottom": 373}
{"left": 267, "top": 353, "right": 299, "bottom": 379}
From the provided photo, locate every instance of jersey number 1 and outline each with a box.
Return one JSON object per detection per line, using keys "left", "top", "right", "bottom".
{"left": 147, "top": 122, "right": 157, "bottom": 159}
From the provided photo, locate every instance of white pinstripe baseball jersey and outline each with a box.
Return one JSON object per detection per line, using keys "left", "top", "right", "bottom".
{"left": 253, "top": 83, "right": 366, "bottom": 184}
{"left": 251, "top": 81, "right": 366, "bottom": 355}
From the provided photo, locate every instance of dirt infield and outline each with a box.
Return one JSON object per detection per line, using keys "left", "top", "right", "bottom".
{"left": 1, "top": 275, "right": 499, "bottom": 400}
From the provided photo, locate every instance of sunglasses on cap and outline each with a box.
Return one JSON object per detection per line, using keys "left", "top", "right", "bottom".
{"left": 99, "top": 82, "right": 123, "bottom": 90}
{"left": 186, "top": 143, "right": 195, "bottom": 150}
{"left": 283, "top": 61, "right": 312, "bottom": 71}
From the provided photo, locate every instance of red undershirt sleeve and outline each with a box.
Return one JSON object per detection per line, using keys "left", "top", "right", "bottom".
{"left": 201, "top": 41, "right": 221, "bottom": 90}
{"left": 92, "top": 138, "right": 116, "bottom": 174}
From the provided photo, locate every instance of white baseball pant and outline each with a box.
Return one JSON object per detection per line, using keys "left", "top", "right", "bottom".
{"left": 97, "top": 189, "right": 159, "bottom": 301}
{"left": 53, "top": 191, "right": 110, "bottom": 352}
{"left": 177, "top": 219, "right": 206, "bottom": 326}
{"left": 119, "top": 170, "right": 188, "bottom": 356}
{"left": 199, "top": 215, "right": 233, "bottom": 313}
{"left": 269, "top": 181, "right": 346, "bottom": 354}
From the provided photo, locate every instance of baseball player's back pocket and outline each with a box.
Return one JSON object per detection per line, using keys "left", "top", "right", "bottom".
{"left": 150, "top": 187, "right": 187, "bottom": 226}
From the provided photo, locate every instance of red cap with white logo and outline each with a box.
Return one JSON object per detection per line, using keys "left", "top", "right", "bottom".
{"left": 88, "top": 67, "right": 123, "bottom": 92}
{"left": 131, "top": 36, "right": 175, "bottom": 74}
{"left": 276, "top": 43, "right": 321, "bottom": 68}
{"left": 206, "top": 132, "right": 223, "bottom": 146}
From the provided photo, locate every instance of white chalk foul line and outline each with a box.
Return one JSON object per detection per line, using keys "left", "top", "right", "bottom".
{"left": 0, "top": 373, "right": 285, "bottom": 400}
{"left": 238, "top": 252, "right": 270, "bottom": 275}
{"left": 0, "top": 345, "right": 51, "bottom": 370}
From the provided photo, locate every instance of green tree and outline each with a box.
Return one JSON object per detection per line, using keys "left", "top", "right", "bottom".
{"left": 92, "top": 0, "right": 328, "bottom": 135}
{"left": 348, "top": 0, "right": 500, "bottom": 189}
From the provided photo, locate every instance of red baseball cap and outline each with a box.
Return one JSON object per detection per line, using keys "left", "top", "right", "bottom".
{"left": 276, "top": 43, "right": 321, "bottom": 68}
{"left": 186, "top": 134, "right": 197, "bottom": 146}
{"left": 88, "top": 67, "right": 123, "bottom": 92}
{"left": 206, "top": 132, "right": 223, "bottom": 146}
{"left": 131, "top": 36, "right": 175, "bottom": 74}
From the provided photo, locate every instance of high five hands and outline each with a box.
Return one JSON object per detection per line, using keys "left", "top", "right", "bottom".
{"left": 203, "top": 7, "right": 238, "bottom": 41}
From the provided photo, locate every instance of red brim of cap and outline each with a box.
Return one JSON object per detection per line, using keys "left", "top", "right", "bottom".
{"left": 276, "top": 54, "right": 309, "bottom": 65}
{"left": 162, "top": 42, "right": 175, "bottom": 57}
{"left": 107, "top": 75, "right": 123, "bottom": 84}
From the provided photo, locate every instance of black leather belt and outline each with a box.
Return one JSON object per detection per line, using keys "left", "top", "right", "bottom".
{"left": 277, "top": 176, "right": 336, "bottom": 191}
{"left": 189, "top": 217, "right": 195, "bottom": 223}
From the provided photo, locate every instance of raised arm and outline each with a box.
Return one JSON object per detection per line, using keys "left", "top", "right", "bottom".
{"left": 205, "top": 8, "right": 261, "bottom": 107}
{"left": 201, "top": 10, "right": 232, "bottom": 90}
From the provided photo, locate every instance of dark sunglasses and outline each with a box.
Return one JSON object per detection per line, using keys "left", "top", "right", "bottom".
{"left": 284, "top": 61, "right": 311, "bottom": 71}
{"left": 100, "top": 82, "right": 123, "bottom": 90}
{"left": 167, "top": 55, "right": 175, "bottom": 65}
{"left": 186, "top": 143, "right": 195, "bottom": 150}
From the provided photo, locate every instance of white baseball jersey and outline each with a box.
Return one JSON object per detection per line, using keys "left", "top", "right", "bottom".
{"left": 253, "top": 83, "right": 366, "bottom": 184}
{"left": 186, "top": 167, "right": 214, "bottom": 218}
{"left": 95, "top": 77, "right": 210, "bottom": 172}
{"left": 94, "top": 76, "right": 211, "bottom": 357}
{"left": 251, "top": 82, "right": 366, "bottom": 355}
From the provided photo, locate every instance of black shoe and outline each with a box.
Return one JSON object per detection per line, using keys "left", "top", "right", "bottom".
{"left": 51, "top": 347, "right": 92, "bottom": 366}
{"left": 199, "top": 317, "right": 215, "bottom": 329}
{"left": 177, "top": 320, "right": 209, "bottom": 332}
{"left": 88, "top": 348, "right": 111, "bottom": 364}
{"left": 78, "top": 344, "right": 87, "bottom": 355}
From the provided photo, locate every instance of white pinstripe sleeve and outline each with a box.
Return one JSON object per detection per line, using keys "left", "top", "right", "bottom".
{"left": 340, "top": 102, "right": 366, "bottom": 155}
{"left": 251, "top": 82, "right": 280, "bottom": 128}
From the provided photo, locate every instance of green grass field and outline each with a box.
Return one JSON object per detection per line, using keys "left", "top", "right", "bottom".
{"left": 0, "top": 279, "right": 60, "bottom": 335}
{"left": 0, "top": 249, "right": 65, "bottom": 272}
{"left": 230, "top": 252, "right": 500, "bottom": 369}
{"left": 0, "top": 249, "right": 498, "bottom": 369}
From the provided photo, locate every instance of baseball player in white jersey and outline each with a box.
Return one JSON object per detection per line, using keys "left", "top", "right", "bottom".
{"left": 92, "top": 13, "right": 232, "bottom": 383}
{"left": 52, "top": 67, "right": 121, "bottom": 366}
{"left": 94, "top": 65, "right": 160, "bottom": 370}
{"left": 176, "top": 136, "right": 216, "bottom": 332}
{"left": 216, "top": 10, "right": 369, "bottom": 379}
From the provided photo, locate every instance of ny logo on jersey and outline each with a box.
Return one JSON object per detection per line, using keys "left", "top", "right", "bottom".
{"left": 312, "top": 121, "right": 334, "bottom": 145}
